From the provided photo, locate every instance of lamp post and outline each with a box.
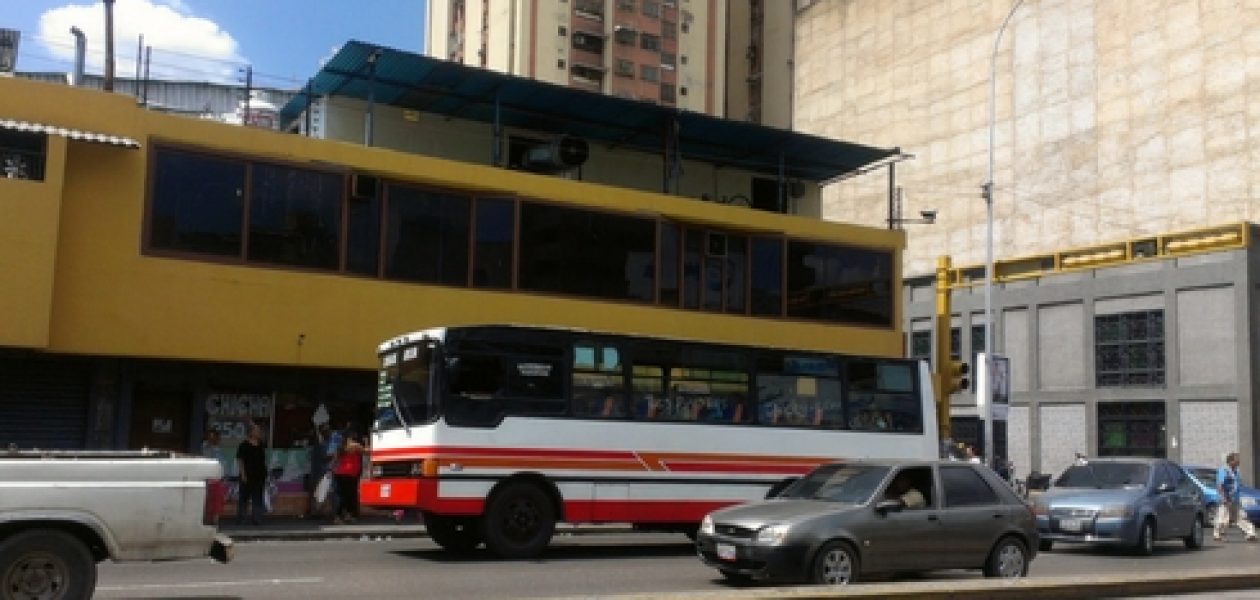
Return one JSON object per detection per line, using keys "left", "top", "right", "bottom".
{"left": 983, "top": 0, "right": 1025, "bottom": 469}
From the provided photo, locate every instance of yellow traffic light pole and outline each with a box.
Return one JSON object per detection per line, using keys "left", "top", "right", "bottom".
{"left": 933, "top": 256, "right": 969, "bottom": 446}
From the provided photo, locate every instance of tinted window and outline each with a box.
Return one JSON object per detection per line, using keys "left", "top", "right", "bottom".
{"left": 846, "top": 361, "right": 921, "bottom": 433}
{"left": 725, "top": 235, "right": 747, "bottom": 314}
{"left": 346, "top": 194, "right": 381, "bottom": 275}
{"left": 503, "top": 358, "right": 566, "bottom": 416}
{"left": 786, "top": 241, "right": 893, "bottom": 326}
{"left": 150, "top": 148, "right": 245, "bottom": 256}
{"left": 472, "top": 198, "right": 515, "bottom": 289}
{"left": 247, "top": 163, "right": 342, "bottom": 269}
{"left": 518, "top": 203, "right": 655, "bottom": 302}
{"left": 572, "top": 344, "right": 625, "bottom": 418}
{"left": 780, "top": 464, "right": 889, "bottom": 503}
{"left": 385, "top": 185, "right": 471, "bottom": 285}
{"left": 1056, "top": 462, "right": 1151, "bottom": 489}
{"left": 682, "top": 228, "right": 702, "bottom": 309}
{"left": 658, "top": 222, "right": 680, "bottom": 306}
{"left": 941, "top": 466, "right": 1000, "bottom": 507}
{"left": 750, "top": 236, "right": 783, "bottom": 316}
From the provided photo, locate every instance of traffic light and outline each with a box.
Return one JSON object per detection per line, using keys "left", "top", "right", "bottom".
{"left": 947, "top": 360, "right": 970, "bottom": 395}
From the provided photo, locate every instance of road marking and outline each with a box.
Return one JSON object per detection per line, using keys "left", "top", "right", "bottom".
{"left": 97, "top": 577, "right": 323, "bottom": 591}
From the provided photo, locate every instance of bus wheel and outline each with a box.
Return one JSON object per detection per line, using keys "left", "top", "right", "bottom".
{"left": 482, "top": 482, "right": 556, "bottom": 559}
{"left": 424, "top": 514, "right": 482, "bottom": 553}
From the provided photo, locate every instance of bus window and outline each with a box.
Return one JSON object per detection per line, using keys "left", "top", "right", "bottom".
{"left": 846, "top": 360, "right": 922, "bottom": 433}
{"left": 572, "top": 344, "right": 625, "bottom": 418}
{"left": 632, "top": 365, "right": 665, "bottom": 419}
{"left": 502, "top": 358, "right": 565, "bottom": 416}
{"left": 445, "top": 354, "right": 505, "bottom": 426}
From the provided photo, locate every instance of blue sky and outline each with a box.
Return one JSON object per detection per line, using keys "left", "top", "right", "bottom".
{"left": 8, "top": 0, "right": 426, "bottom": 88}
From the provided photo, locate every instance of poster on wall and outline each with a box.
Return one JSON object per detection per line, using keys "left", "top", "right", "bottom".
{"left": 205, "top": 391, "right": 275, "bottom": 443}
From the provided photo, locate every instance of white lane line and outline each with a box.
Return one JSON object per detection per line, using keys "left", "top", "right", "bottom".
{"left": 97, "top": 577, "right": 323, "bottom": 591}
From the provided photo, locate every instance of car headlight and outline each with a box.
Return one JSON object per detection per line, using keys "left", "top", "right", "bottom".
{"left": 1242, "top": 497, "right": 1257, "bottom": 507}
{"left": 753, "top": 523, "right": 792, "bottom": 546}
{"left": 699, "top": 514, "right": 715, "bottom": 536}
{"left": 1098, "top": 505, "right": 1134, "bottom": 518}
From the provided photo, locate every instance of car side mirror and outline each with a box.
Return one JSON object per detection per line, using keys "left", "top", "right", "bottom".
{"left": 1156, "top": 483, "right": 1175, "bottom": 493}
{"left": 875, "top": 499, "right": 904, "bottom": 514}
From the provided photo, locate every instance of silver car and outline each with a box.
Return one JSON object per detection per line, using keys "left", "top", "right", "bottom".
{"left": 694, "top": 460, "right": 1038, "bottom": 585}
{"left": 1032, "top": 457, "right": 1206, "bottom": 555}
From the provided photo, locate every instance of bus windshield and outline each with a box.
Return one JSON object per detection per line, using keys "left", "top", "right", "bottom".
{"left": 376, "top": 341, "right": 439, "bottom": 430}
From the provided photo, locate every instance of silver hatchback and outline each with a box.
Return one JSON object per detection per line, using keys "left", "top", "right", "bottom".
{"left": 694, "top": 460, "right": 1038, "bottom": 585}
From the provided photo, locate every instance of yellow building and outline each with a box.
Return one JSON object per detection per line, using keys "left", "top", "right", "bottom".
{"left": 0, "top": 48, "right": 899, "bottom": 511}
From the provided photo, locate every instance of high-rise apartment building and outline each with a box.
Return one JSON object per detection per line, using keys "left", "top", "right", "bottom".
{"left": 425, "top": 0, "right": 793, "bottom": 127}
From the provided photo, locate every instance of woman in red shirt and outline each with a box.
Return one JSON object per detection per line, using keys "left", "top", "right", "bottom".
{"left": 332, "top": 432, "right": 364, "bottom": 524}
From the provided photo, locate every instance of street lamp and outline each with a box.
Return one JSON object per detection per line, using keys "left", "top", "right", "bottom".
{"left": 982, "top": 0, "right": 1026, "bottom": 469}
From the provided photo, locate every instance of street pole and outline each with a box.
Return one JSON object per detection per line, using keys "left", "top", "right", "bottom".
{"left": 984, "top": 0, "right": 1025, "bottom": 469}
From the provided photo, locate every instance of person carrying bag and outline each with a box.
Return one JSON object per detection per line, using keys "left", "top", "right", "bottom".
{"left": 331, "top": 431, "right": 364, "bottom": 524}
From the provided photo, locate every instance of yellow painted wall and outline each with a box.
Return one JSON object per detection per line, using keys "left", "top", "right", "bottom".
{"left": 0, "top": 135, "right": 66, "bottom": 348}
{"left": 1, "top": 76, "right": 904, "bottom": 371}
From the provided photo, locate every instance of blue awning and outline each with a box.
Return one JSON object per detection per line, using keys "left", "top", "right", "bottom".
{"left": 280, "top": 41, "right": 897, "bottom": 182}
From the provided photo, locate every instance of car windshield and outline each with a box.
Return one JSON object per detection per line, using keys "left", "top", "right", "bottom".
{"left": 1055, "top": 462, "right": 1150, "bottom": 489}
{"left": 777, "top": 464, "right": 891, "bottom": 504}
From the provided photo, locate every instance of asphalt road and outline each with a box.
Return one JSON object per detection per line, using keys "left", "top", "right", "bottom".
{"left": 95, "top": 532, "right": 1260, "bottom": 599}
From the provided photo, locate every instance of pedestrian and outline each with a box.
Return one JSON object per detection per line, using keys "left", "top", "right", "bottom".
{"left": 304, "top": 422, "right": 333, "bottom": 519}
{"left": 1213, "top": 452, "right": 1258, "bottom": 542}
{"left": 331, "top": 430, "right": 364, "bottom": 524}
{"left": 235, "top": 423, "right": 268, "bottom": 526}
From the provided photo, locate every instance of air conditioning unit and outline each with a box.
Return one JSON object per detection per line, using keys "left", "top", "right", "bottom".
{"left": 522, "top": 136, "right": 590, "bottom": 173}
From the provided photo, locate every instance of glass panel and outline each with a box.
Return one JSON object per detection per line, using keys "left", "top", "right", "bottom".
{"left": 1094, "top": 310, "right": 1165, "bottom": 388}
{"left": 346, "top": 194, "right": 381, "bottom": 275}
{"left": 472, "top": 198, "right": 515, "bottom": 289}
{"left": 786, "top": 241, "right": 893, "bottom": 326}
{"left": 518, "top": 203, "right": 655, "bottom": 302}
{"left": 682, "top": 228, "right": 702, "bottom": 309}
{"left": 724, "top": 235, "right": 747, "bottom": 314}
{"left": 659, "top": 222, "right": 680, "bottom": 306}
{"left": 385, "top": 185, "right": 471, "bottom": 286}
{"left": 750, "top": 236, "right": 783, "bottom": 316}
{"left": 150, "top": 148, "right": 246, "bottom": 257}
{"left": 247, "top": 164, "right": 342, "bottom": 269}
{"left": 0, "top": 129, "right": 47, "bottom": 180}
{"left": 702, "top": 257, "right": 723, "bottom": 311}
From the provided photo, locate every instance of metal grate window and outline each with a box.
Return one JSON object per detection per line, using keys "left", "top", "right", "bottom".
{"left": 1097, "top": 401, "right": 1166, "bottom": 457}
{"left": 1095, "top": 310, "right": 1165, "bottom": 387}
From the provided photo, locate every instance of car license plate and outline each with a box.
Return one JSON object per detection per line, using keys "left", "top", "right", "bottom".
{"left": 716, "top": 543, "right": 737, "bottom": 561}
{"left": 1059, "top": 518, "right": 1084, "bottom": 532}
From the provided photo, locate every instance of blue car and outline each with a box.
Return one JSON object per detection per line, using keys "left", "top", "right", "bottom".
{"left": 1032, "top": 457, "right": 1206, "bottom": 555}
{"left": 1182, "top": 465, "right": 1260, "bottom": 524}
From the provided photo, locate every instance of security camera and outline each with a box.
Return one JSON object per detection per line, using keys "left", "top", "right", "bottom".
{"left": 919, "top": 209, "right": 937, "bottom": 223}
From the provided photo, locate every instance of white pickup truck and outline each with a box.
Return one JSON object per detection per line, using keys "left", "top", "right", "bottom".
{"left": 0, "top": 449, "right": 232, "bottom": 599}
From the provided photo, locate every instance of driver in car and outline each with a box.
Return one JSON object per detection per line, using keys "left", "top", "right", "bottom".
{"left": 885, "top": 472, "right": 927, "bottom": 509}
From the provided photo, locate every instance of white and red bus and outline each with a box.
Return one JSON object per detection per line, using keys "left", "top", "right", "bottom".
{"left": 361, "top": 324, "right": 938, "bottom": 558}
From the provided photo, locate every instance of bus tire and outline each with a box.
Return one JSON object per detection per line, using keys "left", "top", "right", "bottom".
{"left": 482, "top": 481, "right": 556, "bottom": 559}
{"left": 424, "top": 513, "right": 482, "bottom": 553}
{"left": 0, "top": 528, "right": 97, "bottom": 600}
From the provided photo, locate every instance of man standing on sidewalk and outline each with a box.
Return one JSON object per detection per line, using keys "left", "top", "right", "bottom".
{"left": 1214, "top": 452, "right": 1257, "bottom": 542}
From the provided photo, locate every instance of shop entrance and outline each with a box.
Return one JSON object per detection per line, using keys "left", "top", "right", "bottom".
{"left": 128, "top": 384, "right": 193, "bottom": 452}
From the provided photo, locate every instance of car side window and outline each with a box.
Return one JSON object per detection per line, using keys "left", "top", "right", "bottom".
{"left": 941, "top": 465, "right": 1000, "bottom": 507}
{"left": 1152, "top": 462, "right": 1175, "bottom": 490}
{"left": 1165, "top": 463, "right": 1192, "bottom": 492}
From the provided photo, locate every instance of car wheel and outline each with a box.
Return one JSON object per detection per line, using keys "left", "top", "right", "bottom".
{"left": 424, "top": 513, "right": 482, "bottom": 553}
{"left": 720, "top": 569, "right": 753, "bottom": 585}
{"left": 0, "top": 528, "right": 96, "bottom": 600}
{"left": 1133, "top": 518, "right": 1156, "bottom": 556}
{"left": 481, "top": 481, "right": 556, "bottom": 559}
{"left": 1204, "top": 504, "right": 1217, "bottom": 527}
{"left": 1184, "top": 515, "right": 1204, "bottom": 550}
{"left": 983, "top": 536, "right": 1029, "bottom": 578}
{"left": 1038, "top": 539, "right": 1053, "bottom": 552}
{"left": 811, "top": 541, "right": 859, "bottom": 585}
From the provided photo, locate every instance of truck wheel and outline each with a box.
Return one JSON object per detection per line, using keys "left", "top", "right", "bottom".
{"left": 482, "top": 482, "right": 555, "bottom": 559}
{"left": 424, "top": 513, "right": 482, "bottom": 553}
{"left": 0, "top": 529, "right": 96, "bottom": 600}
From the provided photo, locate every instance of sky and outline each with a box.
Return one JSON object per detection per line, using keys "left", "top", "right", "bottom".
{"left": 7, "top": 0, "right": 426, "bottom": 89}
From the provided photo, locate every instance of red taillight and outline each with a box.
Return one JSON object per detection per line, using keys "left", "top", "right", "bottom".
{"left": 204, "top": 478, "right": 226, "bottom": 526}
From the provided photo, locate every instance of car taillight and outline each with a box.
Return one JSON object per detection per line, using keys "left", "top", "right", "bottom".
{"left": 204, "top": 478, "right": 226, "bottom": 526}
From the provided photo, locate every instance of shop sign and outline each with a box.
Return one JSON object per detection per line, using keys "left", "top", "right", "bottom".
{"left": 206, "top": 392, "right": 274, "bottom": 442}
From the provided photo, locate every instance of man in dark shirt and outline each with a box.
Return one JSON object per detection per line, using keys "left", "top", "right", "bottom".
{"left": 235, "top": 423, "right": 268, "bottom": 525}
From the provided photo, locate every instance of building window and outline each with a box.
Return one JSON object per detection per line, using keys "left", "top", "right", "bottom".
{"left": 615, "top": 59, "right": 635, "bottom": 77}
{"left": 1095, "top": 310, "right": 1165, "bottom": 387}
{"left": 909, "top": 331, "right": 931, "bottom": 364}
{"left": 571, "top": 31, "right": 604, "bottom": 53}
{"left": 570, "top": 63, "right": 606, "bottom": 83}
{"left": 1, "top": 129, "right": 46, "bottom": 181}
{"left": 661, "top": 52, "right": 676, "bottom": 68}
{"left": 640, "top": 33, "right": 661, "bottom": 51}
{"left": 149, "top": 148, "right": 247, "bottom": 257}
{"left": 558, "top": 25, "right": 567, "bottom": 36}
{"left": 680, "top": 54, "right": 688, "bottom": 65}
{"left": 681, "top": 22, "right": 689, "bottom": 33}
{"left": 662, "top": 20, "right": 677, "bottom": 39}
{"left": 618, "top": 0, "right": 635, "bottom": 10}
{"left": 384, "top": 184, "right": 471, "bottom": 286}
{"left": 575, "top": 0, "right": 604, "bottom": 19}
{"left": 640, "top": 64, "right": 659, "bottom": 82}
{"left": 750, "top": 236, "right": 783, "bottom": 317}
{"left": 642, "top": 0, "right": 660, "bottom": 17}
{"left": 518, "top": 202, "right": 656, "bottom": 303}
{"left": 614, "top": 26, "right": 637, "bottom": 45}
{"left": 680, "top": 86, "right": 687, "bottom": 96}
{"left": 971, "top": 324, "right": 985, "bottom": 369}
{"left": 557, "top": 59, "right": 566, "bottom": 68}
{"left": 660, "top": 83, "right": 676, "bottom": 103}
{"left": 247, "top": 163, "right": 343, "bottom": 270}
{"left": 1098, "top": 401, "right": 1166, "bottom": 458}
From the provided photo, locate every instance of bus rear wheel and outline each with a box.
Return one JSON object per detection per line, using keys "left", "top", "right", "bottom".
{"left": 424, "top": 513, "right": 482, "bottom": 553}
{"left": 482, "top": 482, "right": 555, "bottom": 559}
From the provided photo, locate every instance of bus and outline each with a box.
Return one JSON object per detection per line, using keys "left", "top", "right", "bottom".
{"left": 362, "top": 324, "right": 938, "bottom": 558}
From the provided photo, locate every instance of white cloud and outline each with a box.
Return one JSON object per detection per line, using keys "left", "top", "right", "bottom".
{"left": 37, "top": 0, "right": 246, "bottom": 82}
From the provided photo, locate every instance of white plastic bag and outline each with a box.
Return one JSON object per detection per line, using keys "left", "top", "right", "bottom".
{"left": 314, "top": 472, "right": 332, "bottom": 504}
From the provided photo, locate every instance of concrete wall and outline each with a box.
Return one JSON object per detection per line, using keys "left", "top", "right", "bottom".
{"left": 794, "top": 0, "right": 1260, "bottom": 276}
{"left": 1040, "top": 403, "right": 1087, "bottom": 478}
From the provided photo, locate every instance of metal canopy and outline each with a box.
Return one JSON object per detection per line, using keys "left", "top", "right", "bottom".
{"left": 279, "top": 41, "right": 897, "bottom": 182}
{"left": 0, "top": 118, "right": 141, "bottom": 148}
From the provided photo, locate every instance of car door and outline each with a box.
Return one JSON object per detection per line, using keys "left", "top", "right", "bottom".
{"left": 935, "top": 464, "right": 1008, "bottom": 568}
{"left": 1150, "top": 462, "right": 1186, "bottom": 538}
{"left": 1165, "top": 462, "right": 1200, "bottom": 533}
{"left": 863, "top": 466, "right": 941, "bottom": 572}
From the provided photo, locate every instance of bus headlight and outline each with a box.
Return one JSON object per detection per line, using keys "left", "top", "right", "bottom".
{"left": 699, "top": 515, "right": 715, "bottom": 536}
{"left": 754, "top": 524, "right": 791, "bottom": 546}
